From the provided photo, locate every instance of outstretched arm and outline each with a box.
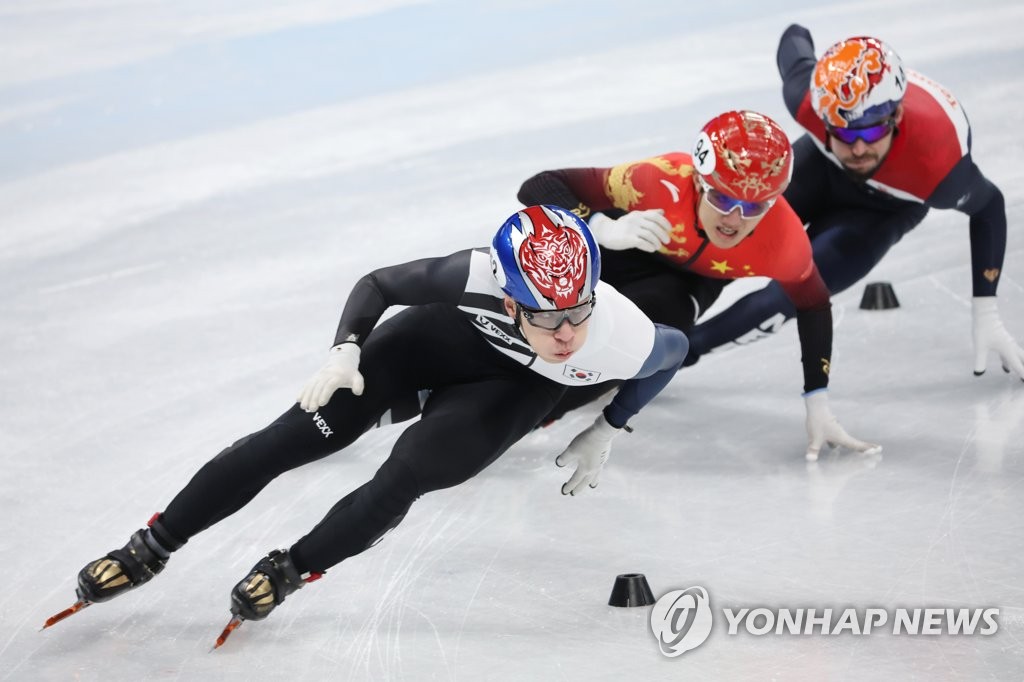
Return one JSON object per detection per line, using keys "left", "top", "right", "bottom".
{"left": 929, "top": 153, "right": 1022, "bottom": 379}
{"left": 604, "top": 324, "right": 688, "bottom": 427}
{"left": 777, "top": 24, "right": 818, "bottom": 119}
{"left": 930, "top": 158, "right": 1008, "bottom": 298}
{"left": 517, "top": 167, "right": 618, "bottom": 219}
{"left": 298, "top": 249, "right": 474, "bottom": 412}
{"left": 779, "top": 267, "right": 832, "bottom": 393}
{"left": 519, "top": 167, "right": 670, "bottom": 252}
{"left": 781, "top": 269, "right": 883, "bottom": 459}
{"left": 333, "top": 250, "right": 473, "bottom": 346}
{"left": 555, "top": 324, "right": 687, "bottom": 496}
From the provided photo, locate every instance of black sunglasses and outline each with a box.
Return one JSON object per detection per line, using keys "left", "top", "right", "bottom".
{"left": 518, "top": 295, "right": 596, "bottom": 330}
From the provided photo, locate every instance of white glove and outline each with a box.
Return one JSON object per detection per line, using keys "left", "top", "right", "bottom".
{"left": 298, "top": 343, "right": 365, "bottom": 412}
{"left": 555, "top": 414, "right": 622, "bottom": 495}
{"left": 804, "top": 390, "right": 882, "bottom": 462}
{"left": 972, "top": 297, "right": 1024, "bottom": 380}
{"left": 588, "top": 209, "right": 672, "bottom": 253}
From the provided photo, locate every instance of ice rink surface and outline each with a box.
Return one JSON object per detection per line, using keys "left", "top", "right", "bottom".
{"left": 1, "top": 1, "right": 1022, "bottom": 679}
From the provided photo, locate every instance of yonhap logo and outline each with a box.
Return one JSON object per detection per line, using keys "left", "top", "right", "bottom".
{"left": 648, "top": 585, "right": 1000, "bottom": 658}
{"left": 650, "top": 586, "right": 713, "bottom": 657}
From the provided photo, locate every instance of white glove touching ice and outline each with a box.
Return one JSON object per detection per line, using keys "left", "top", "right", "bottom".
{"left": 588, "top": 209, "right": 672, "bottom": 253}
{"left": 804, "top": 390, "right": 882, "bottom": 462}
{"left": 555, "top": 414, "right": 622, "bottom": 495}
{"left": 971, "top": 297, "right": 1024, "bottom": 380}
{"left": 298, "top": 343, "right": 365, "bottom": 412}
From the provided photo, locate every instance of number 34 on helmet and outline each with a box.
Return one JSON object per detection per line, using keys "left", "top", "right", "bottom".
{"left": 691, "top": 110, "right": 794, "bottom": 205}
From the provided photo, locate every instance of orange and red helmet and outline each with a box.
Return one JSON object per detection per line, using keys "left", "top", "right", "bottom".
{"left": 810, "top": 36, "right": 906, "bottom": 129}
{"left": 691, "top": 110, "right": 793, "bottom": 203}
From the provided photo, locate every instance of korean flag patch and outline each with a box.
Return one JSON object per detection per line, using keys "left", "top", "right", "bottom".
{"left": 563, "top": 365, "right": 601, "bottom": 383}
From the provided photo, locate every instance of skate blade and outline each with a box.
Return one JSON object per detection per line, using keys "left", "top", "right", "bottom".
{"left": 211, "top": 616, "right": 244, "bottom": 650}
{"left": 41, "top": 600, "right": 91, "bottom": 630}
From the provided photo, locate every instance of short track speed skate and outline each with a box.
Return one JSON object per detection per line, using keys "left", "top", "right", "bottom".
{"left": 213, "top": 549, "right": 321, "bottom": 649}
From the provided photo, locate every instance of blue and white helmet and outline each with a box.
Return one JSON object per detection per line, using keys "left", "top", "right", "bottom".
{"left": 490, "top": 205, "right": 600, "bottom": 310}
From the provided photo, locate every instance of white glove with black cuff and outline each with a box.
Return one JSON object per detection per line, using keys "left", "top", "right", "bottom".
{"left": 804, "top": 390, "right": 882, "bottom": 462}
{"left": 588, "top": 209, "right": 672, "bottom": 253}
{"left": 298, "top": 343, "right": 365, "bottom": 412}
{"left": 972, "top": 297, "right": 1024, "bottom": 380}
{"left": 555, "top": 414, "right": 623, "bottom": 495}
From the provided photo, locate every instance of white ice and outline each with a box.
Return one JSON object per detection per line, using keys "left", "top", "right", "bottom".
{"left": 1, "top": 1, "right": 1022, "bottom": 680}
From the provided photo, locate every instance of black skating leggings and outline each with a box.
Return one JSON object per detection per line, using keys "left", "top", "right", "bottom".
{"left": 158, "top": 304, "right": 564, "bottom": 574}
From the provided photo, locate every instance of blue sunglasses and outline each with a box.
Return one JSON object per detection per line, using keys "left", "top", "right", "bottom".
{"left": 826, "top": 119, "right": 895, "bottom": 145}
{"left": 697, "top": 177, "right": 775, "bottom": 219}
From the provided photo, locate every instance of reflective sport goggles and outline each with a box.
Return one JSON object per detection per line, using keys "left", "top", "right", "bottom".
{"left": 519, "top": 294, "right": 596, "bottom": 330}
{"left": 826, "top": 118, "right": 895, "bottom": 145}
{"left": 698, "top": 177, "right": 775, "bottom": 219}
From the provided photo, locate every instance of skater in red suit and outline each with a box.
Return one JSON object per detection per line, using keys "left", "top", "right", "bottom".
{"left": 519, "top": 109, "right": 880, "bottom": 461}
{"left": 686, "top": 26, "right": 1023, "bottom": 381}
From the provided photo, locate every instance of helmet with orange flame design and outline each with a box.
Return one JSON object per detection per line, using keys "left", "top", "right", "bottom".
{"left": 811, "top": 36, "right": 906, "bottom": 129}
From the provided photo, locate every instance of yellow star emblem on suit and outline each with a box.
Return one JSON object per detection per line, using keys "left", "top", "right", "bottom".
{"left": 710, "top": 259, "right": 733, "bottom": 274}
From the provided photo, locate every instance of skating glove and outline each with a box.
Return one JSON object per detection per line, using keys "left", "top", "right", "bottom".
{"left": 803, "top": 390, "right": 882, "bottom": 462}
{"left": 588, "top": 209, "right": 672, "bottom": 253}
{"left": 971, "top": 297, "right": 1024, "bottom": 380}
{"left": 298, "top": 343, "right": 365, "bottom": 412}
{"left": 555, "top": 414, "right": 622, "bottom": 495}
